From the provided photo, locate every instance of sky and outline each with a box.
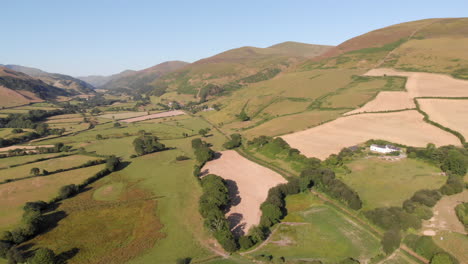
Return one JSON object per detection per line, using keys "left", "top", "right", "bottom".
{"left": 1, "top": 0, "right": 467, "bottom": 76}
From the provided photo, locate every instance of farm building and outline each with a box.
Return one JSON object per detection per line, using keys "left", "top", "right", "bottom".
{"left": 370, "top": 144, "right": 400, "bottom": 154}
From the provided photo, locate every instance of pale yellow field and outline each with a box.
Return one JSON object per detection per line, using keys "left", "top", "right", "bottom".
{"left": 0, "top": 164, "right": 106, "bottom": 231}
{"left": 99, "top": 111, "right": 148, "bottom": 120}
{"left": 120, "top": 110, "right": 185, "bottom": 123}
{"left": 418, "top": 99, "right": 468, "bottom": 138}
{"left": 365, "top": 68, "right": 468, "bottom": 98}
{"left": 345, "top": 91, "right": 415, "bottom": 115}
{"left": 202, "top": 150, "right": 287, "bottom": 234}
{"left": 0, "top": 145, "right": 53, "bottom": 153}
{"left": 282, "top": 110, "right": 460, "bottom": 160}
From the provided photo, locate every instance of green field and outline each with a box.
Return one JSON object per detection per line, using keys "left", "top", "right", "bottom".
{"left": 337, "top": 157, "right": 446, "bottom": 210}
{"left": 0, "top": 154, "right": 99, "bottom": 182}
{"left": 0, "top": 164, "right": 106, "bottom": 232}
{"left": 251, "top": 193, "right": 382, "bottom": 263}
{"left": 433, "top": 231, "right": 468, "bottom": 264}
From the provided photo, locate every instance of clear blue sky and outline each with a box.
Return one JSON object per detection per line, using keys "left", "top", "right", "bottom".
{"left": 1, "top": 0, "right": 466, "bottom": 76}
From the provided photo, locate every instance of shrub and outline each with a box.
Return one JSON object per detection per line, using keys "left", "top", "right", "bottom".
{"left": 382, "top": 229, "right": 401, "bottom": 254}
{"left": 238, "top": 235, "right": 254, "bottom": 249}
{"left": 29, "top": 248, "right": 56, "bottom": 264}
{"left": 223, "top": 133, "right": 242, "bottom": 149}
{"left": 431, "top": 253, "right": 456, "bottom": 264}
{"left": 176, "top": 155, "right": 190, "bottom": 161}
{"left": 58, "top": 184, "right": 79, "bottom": 199}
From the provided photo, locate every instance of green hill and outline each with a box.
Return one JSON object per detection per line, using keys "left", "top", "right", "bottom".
{"left": 1, "top": 64, "right": 96, "bottom": 94}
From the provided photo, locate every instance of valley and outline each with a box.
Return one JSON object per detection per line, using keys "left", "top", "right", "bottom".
{"left": 0, "top": 15, "right": 467, "bottom": 264}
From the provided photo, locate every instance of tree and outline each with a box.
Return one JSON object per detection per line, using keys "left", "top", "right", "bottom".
{"left": 239, "top": 235, "right": 254, "bottom": 249}
{"left": 90, "top": 108, "right": 101, "bottom": 115}
{"left": 96, "top": 134, "right": 103, "bottom": 140}
{"left": 223, "top": 134, "right": 242, "bottom": 149}
{"left": 29, "top": 248, "right": 56, "bottom": 264}
{"left": 238, "top": 109, "right": 250, "bottom": 121}
{"left": 133, "top": 135, "right": 166, "bottom": 156}
{"left": 176, "top": 258, "right": 191, "bottom": 264}
{"left": 0, "top": 241, "right": 12, "bottom": 258}
{"left": 113, "top": 122, "right": 121, "bottom": 128}
{"left": 198, "top": 128, "right": 210, "bottom": 137}
{"left": 106, "top": 156, "right": 120, "bottom": 172}
{"left": 381, "top": 229, "right": 401, "bottom": 254}
{"left": 58, "top": 184, "right": 78, "bottom": 199}
{"left": 30, "top": 167, "right": 40, "bottom": 176}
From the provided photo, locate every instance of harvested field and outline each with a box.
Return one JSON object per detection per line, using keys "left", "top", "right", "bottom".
{"left": 345, "top": 91, "right": 415, "bottom": 115}
{"left": 365, "top": 68, "right": 468, "bottom": 98}
{"left": 0, "top": 144, "right": 54, "bottom": 152}
{"left": 282, "top": 110, "right": 460, "bottom": 160}
{"left": 202, "top": 150, "right": 287, "bottom": 234}
{"left": 99, "top": 111, "right": 148, "bottom": 120}
{"left": 120, "top": 110, "right": 185, "bottom": 123}
{"left": 418, "top": 99, "right": 468, "bottom": 138}
{"left": 422, "top": 190, "right": 468, "bottom": 236}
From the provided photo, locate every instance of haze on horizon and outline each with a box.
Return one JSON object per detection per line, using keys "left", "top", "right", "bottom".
{"left": 1, "top": 0, "right": 467, "bottom": 77}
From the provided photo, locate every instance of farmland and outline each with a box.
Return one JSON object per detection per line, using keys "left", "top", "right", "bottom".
{"left": 202, "top": 150, "right": 287, "bottom": 234}
{"left": 282, "top": 110, "right": 460, "bottom": 160}
{"left": 345, "top": 91, "right": 415, "bottom": 115}
{"left": 251, "top": 193, "right": 381, "bottom": 263}
{"left": 418, "top": 99, "right": 468, "bottom": 138}
{"left": 337, "top": 157, "right": 446, "bottom": 210}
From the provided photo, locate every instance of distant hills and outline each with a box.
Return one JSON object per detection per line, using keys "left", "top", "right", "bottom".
{"left": 0, "top": 66, "right": 70, "bottom": 107}
{"left": 1, "top": 64, "right": 95, "bottom": 94}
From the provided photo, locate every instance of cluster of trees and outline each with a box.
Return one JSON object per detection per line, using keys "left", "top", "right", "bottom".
{"left": 364, "top": 207, "right": 421, "bottom": 231}
{"left": 192, "top": 139, "right": 214, "bottom": 163}
{"left": 198, "top": 128, "right": 211, "bottom": 137}
{"left": 248, "top": 136, "right": 322, "bottom": 171}
{"left": 240, "top": 68, "right": 281, "bottom": 84}
{"left": 223, "top": 133, "right": 242, "bottom": 149}
{"left": 301, "top": 168, "right": 362, "bottom": 210}
{"left": 198, "top": 174, "right": 237, "bottom": 252}
{"left": 132, "top": 135, "right": 166, "bottom": 156}
{"left": 407, "top": 144, "right": 467, "bottom": 176}
{"left": 402, "top": 189, "right": 442, "bottom": 220}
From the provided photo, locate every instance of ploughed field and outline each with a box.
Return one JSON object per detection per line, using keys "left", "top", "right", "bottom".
{"left": 202, "top": 150, "right": 287, "bottom": 234}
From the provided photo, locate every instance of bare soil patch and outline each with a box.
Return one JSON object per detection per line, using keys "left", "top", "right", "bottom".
{"left": 202, "top": 150, "right": 287, "bottom": 234}
{"left": 418, "top": 99, "right": 468, "bottom": 138}
{"left": 422, "top": 190, "right": 468, "bottom": 235}
{"left": 282, "top": 110, "right": 460, "bottom": 160}
{"left": 120, "top": 110, "right": 185, "bottom": 123}
{"left": 345, "top": 91, "right": 415, "bottom": 115}
{"left": 365, "top": 68, "right": 468, "bottom": 98}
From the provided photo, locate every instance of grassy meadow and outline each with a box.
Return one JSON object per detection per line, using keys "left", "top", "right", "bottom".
{"left": 337, "top": 158, "right": 446, "bottom": 210}
{"left": 251, "top": 193, "right": 381, "bottom": 263}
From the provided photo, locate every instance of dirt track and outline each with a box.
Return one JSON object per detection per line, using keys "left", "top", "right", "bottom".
{"left": 422, "top": 190, "right": 468, "bottom": 236}
{"left": 0, "top": 145, "right": 54, "bottom": 152}
{"left": 202, "top": 150, "right": 287, "bottom": 235}
{"left": 282, "top": 110, "right": 460, "bottom": 160}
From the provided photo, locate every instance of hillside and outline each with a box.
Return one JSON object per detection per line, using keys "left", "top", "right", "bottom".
{"left": 150, "top": 43, "right": 332, "bottom": 101}
{"left": 305, "top": 17, "right": 468, "bottom": 77}
{"left": 197, "top": 18, "right": 468, "bottom": 138}
{"left": 99, "top": 61, "right": 189, "bottom": 92}
{"left": 0, "top": 66, "right": 69, "bottom": 107}
{"left": 1, "top": 64, "right": 96, "bottom": 94}
{"left": 77, "top": 70, "right": 136, "bottom": 87}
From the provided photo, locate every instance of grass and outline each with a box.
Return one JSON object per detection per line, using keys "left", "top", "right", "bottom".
{"left": 252, "top": 192, "right": 381, "bottom": 263}
{"left": 0, "top": 164, "right": 106, "bottom": 232}
{"left": 0, "top": 154, "right": 100, "bottom": 182}
{"left": 92, "top": 181, "right": 125, "bottom": 201}
{"left": 0, "top": 153, "right": 65, "bottom": 168}
{"left": 381, "top": 250, "right": 421, "bottom": 264}
{"left": 27, "top": 177, "right": 164, "bottom": 264}
{"left": 337, "top": 157, "right": 445, "bottom": 210}
{"left": 433, "top": 231, "right": 468, "bottom": 264}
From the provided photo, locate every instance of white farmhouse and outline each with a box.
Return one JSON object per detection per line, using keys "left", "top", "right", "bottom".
{"left": 370, "top": 144, "right": 400, "bottom": 154}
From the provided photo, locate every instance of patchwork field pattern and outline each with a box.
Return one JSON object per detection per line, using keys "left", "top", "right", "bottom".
{"left": 282, "top": 110, "right": 460, "bottom": 159}
{"left": 345, "top": 91, "right": 415, "bottom": 115}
